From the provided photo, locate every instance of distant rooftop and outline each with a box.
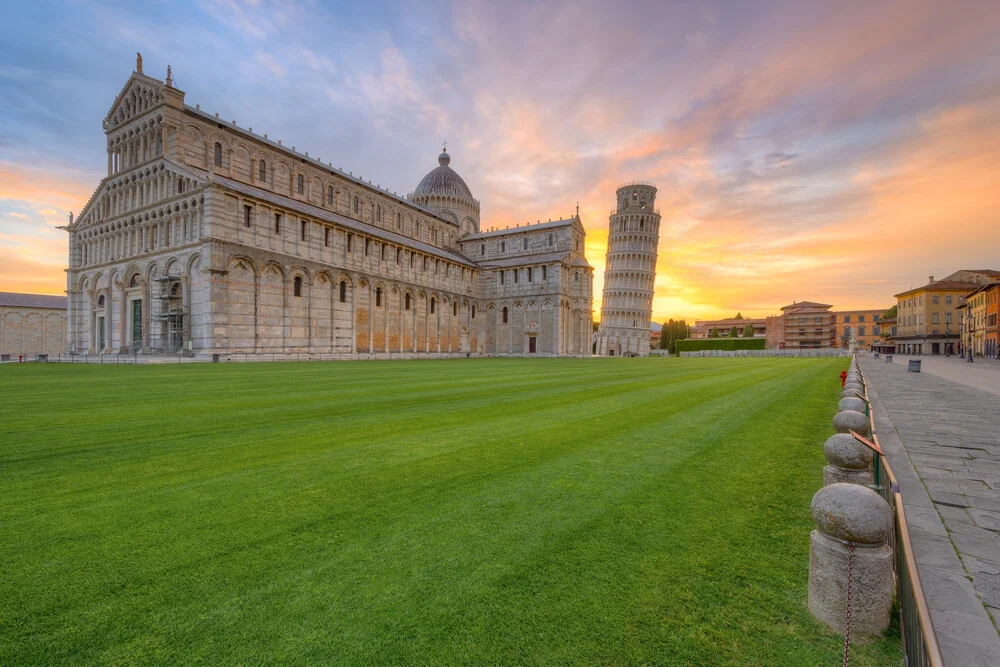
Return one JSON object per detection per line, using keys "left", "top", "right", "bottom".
{"left": 0, "top": 292, "right": 67, "bottom": 309}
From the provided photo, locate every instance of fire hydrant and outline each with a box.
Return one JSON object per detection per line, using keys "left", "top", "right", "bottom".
{"left": 839, "top": 370, "right": 847, "bottom": 387}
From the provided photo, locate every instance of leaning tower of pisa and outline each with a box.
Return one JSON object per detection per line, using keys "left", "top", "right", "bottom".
{"left": 596, "top": 183, "right": 661, "bottom": 356}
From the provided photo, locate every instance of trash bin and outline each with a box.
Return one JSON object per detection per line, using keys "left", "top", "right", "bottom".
{"left": 907, "top": 359, "right": 921, "bottom": 372}
{"left": 873, "top": 352, "right": 880, "bottom": 359}
{"left": 212, "top": 354, "right": 220, "bottom": 363}
{"left": 885, "top": 355, "right": 892, "bottom": 363}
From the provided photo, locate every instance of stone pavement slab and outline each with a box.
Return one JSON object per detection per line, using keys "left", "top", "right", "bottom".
{"left": 861, "top": 357, "right": 1000, "bottom": 666}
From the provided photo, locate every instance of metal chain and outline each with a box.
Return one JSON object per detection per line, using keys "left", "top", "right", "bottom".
{"left": 843, "top": 543, "right": 855, "bottom": 667}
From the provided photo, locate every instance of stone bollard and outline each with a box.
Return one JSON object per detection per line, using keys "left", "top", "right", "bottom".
{"left": 823, "top": 433, "right": 874, "bottom": 486}
{"left": 838, "top": 396, "right": 866, "bottom": 414}
{"left": 809, "top": 483, "right": 893, "bottom": 635}
{"left": 833, "top": 410, "right": 870, "bottom": 436}
{"left": 843, "top": 381, "right": 863, "bottom": 393}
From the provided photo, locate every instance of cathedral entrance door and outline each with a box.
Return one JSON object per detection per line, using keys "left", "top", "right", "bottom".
{"left": 131, "top": 300, "right": 143, "bottom": 352}
{"left": 529, "top": 336, "right": 537, "bottom": 354}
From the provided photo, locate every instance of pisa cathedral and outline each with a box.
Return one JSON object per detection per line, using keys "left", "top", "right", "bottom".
{"left": 65, "top": 59, "right": 594, "bottom": 358}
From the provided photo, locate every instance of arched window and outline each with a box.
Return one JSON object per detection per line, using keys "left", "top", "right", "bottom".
{"left": 523, "top": 237, "right": 528, "bottom": 250}
{"left": 339, "top": 281, "right": 346, "bottom": 303}
{"left": 129, "top": 274, "right": 140, "bottom": 288}
{"left": 472, "top": 305, "right": 476, "bottom": 319}
{"left": 353, "top": 196, "right": 359, "bottom": 214}
{"left": 640, "top": 217, "right": 644, "bottom": 231}
{"left": 293, "top": 276, "right": 302, "bottom": 297}
{"left": 502, "top": 306, "right": 508, "bottom": 324}
{"left": 376, "top": 204, "right": 382, "bottom": 222}
{"left": 97, "top": 294, "right": 105, "bottom": 307}
{"left": 214, "top": 142, "right": 222, "bottom": 167}
{"left": 405, "top": 293, "right": 411, "bottom": 310}
{"left": 430, "top": 297, "right": 436, "bottom": 314}
{"left": 375, "top": 287, "right": 382, "bottom": 307}
{"left": 453, "top": 301, "right": 458, "bottom": 316}
{"left": 396, "top": 212, "right": 401, "bottom": 229}
{"left": 327, "top": 186, "right": 334, "bottom": 206}
{"left": 296, "top": 174, "right": 304, "bottom": 195}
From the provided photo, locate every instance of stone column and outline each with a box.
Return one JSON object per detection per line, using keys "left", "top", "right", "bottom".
{"left": 808, "top": 483, "right": 893, "bottom": 635}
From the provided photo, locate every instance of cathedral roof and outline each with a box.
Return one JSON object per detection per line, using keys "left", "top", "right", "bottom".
{"left": 413, "top": 150, "right": 474, "bottom": 199}
{"left": 463, "top": 217, "right": 578, "bottom": 240}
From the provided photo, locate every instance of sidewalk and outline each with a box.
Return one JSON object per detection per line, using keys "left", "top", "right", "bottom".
{"left": 879, "top": 354, "right": 1000, "bottom": 397}
{"left": 861, "top": 357, "right": 1000, "bottom": 665}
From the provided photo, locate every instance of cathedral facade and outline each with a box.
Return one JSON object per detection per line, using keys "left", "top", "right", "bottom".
{"left": 64, "top": 62, "right": 593, "bottom": 358}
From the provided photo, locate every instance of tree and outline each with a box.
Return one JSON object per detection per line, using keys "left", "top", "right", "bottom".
{"left": 743, "top": 323, "right": 754, "bottom": 338}
{"left": 882, "top": 305, "right": 897, "bottom": 320}
{"left": 735, "top": 312, "right": 744, "bottom": 320}
{"left": 728, "top": 326, "right": 739, "bottom": 338}
{"left": 710, "top": 327, "right": 719, "bottom": 338}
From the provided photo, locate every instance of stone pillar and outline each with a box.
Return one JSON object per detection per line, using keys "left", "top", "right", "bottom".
{"left": 808, "top": 483, "right": 893, "bottom": 635}
{"left": 823, "top": 433, "right": 873, "bottom": 486}
{"left": 833, "top": 409, "right": 870, "bottom": 436}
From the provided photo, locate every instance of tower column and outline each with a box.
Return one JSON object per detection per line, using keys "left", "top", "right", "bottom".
{"left": 596, "top": 183, "right": 661, "bottom": 357}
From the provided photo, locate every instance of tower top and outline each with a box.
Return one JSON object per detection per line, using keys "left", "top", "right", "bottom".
{"left": 616, "top": 181, "right": 657, "bottom": 194}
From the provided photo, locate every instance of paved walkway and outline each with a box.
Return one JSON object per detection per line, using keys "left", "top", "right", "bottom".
{"left": 876, "top": 354, "right": 1000, "bottom": 397}
{"left": 861, "top": 356, "right": 1000, "bottom": 666}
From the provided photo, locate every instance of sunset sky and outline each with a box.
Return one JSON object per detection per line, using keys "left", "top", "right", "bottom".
{"left": 1, "top": 0, "right": 998, "bottom": 321}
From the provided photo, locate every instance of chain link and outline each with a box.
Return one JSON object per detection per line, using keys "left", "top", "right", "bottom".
{"left": 843, "top": 543, "right": 855, "bottom": 667}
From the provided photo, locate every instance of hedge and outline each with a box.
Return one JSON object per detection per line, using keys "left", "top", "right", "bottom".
{"left": 675, "top": 338, "right": 766, "bottom": 352}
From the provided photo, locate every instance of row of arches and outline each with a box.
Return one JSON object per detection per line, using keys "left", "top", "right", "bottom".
{"left": 76, "top": 196, "right": 204, "bottom": 268}
{"left": 222, "top": 256, "right": 476, "bottom": 355}
{"left": 602, "top": 271, "right": 655, "bottom": 291}
{"left": 610, "top": 214, "right": 658, "bottom": 234}
{"left": 108, "top": 114, "right": 163, "bottom": 174}
{"left": 0, "top": 311, "right": 65, "bottom": 358}
{"left": 595, "top": 330, "right": 651, "bottom": 357}
{"left": 78, "top": 162, "right": 198, "bottom": 228}
{"left": 600, "top": 305, "right": 652, "bottom": 325}
{"left": 107, "top": 82, "right": 162, "bottom": 129}
{"left": 72, "top": 253, "right": 202, "bottom": 354}
{"left": 605, "top": 252, "right": 656, "bottom": 272}
{"left": 607, "top": 234, "right": 658, "bottom": 253}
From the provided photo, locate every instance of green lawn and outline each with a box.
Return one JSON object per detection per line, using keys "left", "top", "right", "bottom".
{"left": 0, "top": 358, "right": 899, "bottom": 664}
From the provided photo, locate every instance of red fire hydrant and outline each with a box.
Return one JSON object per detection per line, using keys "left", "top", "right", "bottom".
{"left": 839, "top": 370, "right": 847, "bottom": 387}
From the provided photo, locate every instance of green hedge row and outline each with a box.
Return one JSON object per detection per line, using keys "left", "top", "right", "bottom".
{"left": 675, "top": 338, "right": 766, "bottom": 352}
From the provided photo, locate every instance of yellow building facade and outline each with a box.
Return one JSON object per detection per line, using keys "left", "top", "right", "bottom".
{"left": 894, "top": 270, "right": 1000, "bottom": 355}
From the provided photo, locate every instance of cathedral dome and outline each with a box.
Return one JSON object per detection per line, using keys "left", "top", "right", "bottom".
{"left": 413, "top": 149, "right": 473, "bottom": 199}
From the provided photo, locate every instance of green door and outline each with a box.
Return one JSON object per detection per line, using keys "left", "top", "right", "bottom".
{"left": 132, "top": 300, "right": 142, "bottom": 350}
{"left": 98, "top": 317, "right": 105, "bottom": 351}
